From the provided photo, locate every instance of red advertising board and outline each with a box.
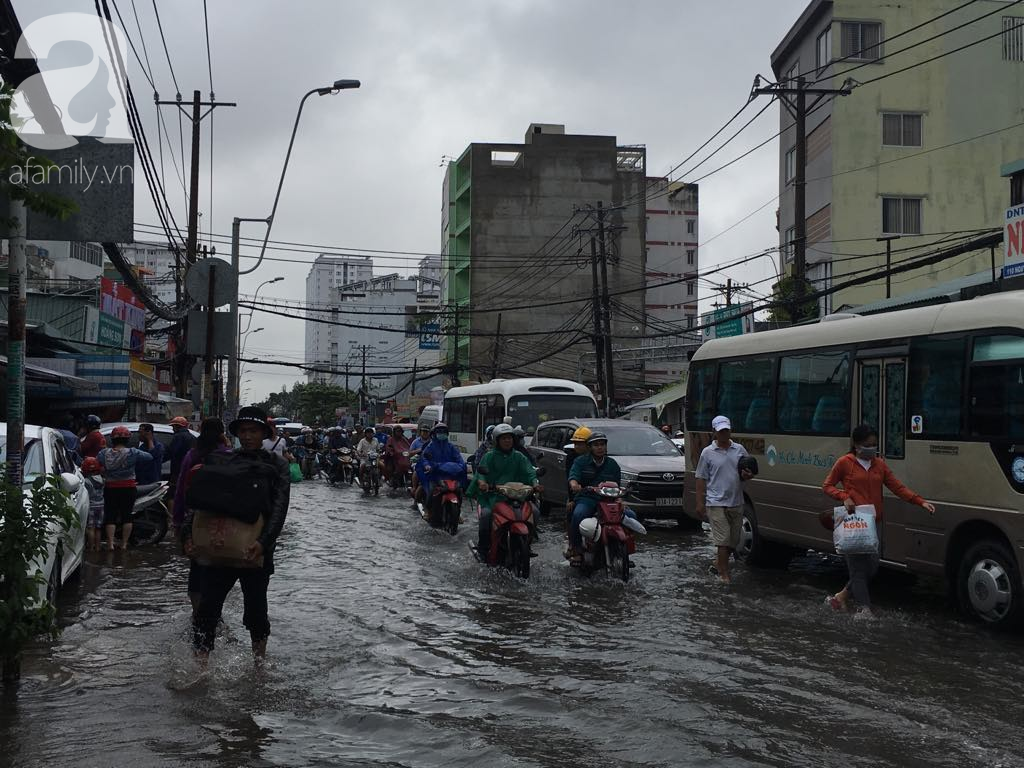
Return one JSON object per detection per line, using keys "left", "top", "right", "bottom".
{"left": 100, "top": 277, "right": 146, "bottom": 354}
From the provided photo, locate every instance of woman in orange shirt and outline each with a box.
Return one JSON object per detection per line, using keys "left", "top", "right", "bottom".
{"left": 822, "top": 424, "right": 935, "bottom": 614}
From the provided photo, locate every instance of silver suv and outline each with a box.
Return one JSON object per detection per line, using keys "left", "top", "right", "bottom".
{"left": 530, "top": 419, "right": 686, "bottom": 522}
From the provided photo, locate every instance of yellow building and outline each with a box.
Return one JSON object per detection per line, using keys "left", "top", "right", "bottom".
{"left": 771, "top": 0, "right": 1024, "bottom": 311}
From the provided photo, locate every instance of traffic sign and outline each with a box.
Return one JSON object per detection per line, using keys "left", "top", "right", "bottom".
{"left": 701, "top": 303, "right": 754, "bottom": 340}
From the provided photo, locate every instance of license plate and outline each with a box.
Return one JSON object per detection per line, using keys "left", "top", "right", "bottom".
{"left": 656, "top": 497, "right": 684, "bottom": 507}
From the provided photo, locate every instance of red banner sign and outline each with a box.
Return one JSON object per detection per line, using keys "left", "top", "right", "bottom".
{"left": 100, "top": 277, "right": 145, "bottom": 354}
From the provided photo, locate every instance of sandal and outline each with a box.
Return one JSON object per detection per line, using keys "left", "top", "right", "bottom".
{"left": 825, "top": 594, "right": 846, "bottom": 611}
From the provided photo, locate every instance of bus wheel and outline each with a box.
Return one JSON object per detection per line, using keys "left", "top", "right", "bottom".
{"left": 956, "top": 539, "right": 1023, "bottom": 628}
{"left": 742, "top": 503, "right": 793, "bottom": 569}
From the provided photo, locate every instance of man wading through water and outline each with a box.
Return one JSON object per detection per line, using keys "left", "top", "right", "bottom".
{"left": 183, "top": 406, "right": 290, "bottom": 662}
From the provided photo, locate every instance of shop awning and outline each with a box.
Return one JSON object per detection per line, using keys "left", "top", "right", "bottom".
{"left": 0, "top": 354, "right": 99, "bottom": 391}
{"left": 621, "top": 380, "right": 688, "bottom": 418}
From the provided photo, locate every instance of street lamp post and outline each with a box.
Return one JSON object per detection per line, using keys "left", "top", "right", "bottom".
{"left": 242, "top": 277, "right": 283, "bottom": 335}
{"left": 225, "top": 78, "right": 360, "bottom": 421}
{"left": 238, "top": 327, "right": 264, "bottom": 388}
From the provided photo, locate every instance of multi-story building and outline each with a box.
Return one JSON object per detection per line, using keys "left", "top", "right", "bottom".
{"left": 304, "top": 254, "right": 374, "bottom": 378}
{"left": 772, "top": 0, "right": 1024, "bottom": 311}
{"left": 417, "top": 255, "right": 441, "bottom": 296}
{"left": 119, "top": 241, "right": 178, "bottom": 305}
{"left": 442, "top": 123, "right": 648, "bottom": 401}
{"left": 26, "top": 240, "right": 104, "bottom": 283}
{"left": 644, "top": 179, "right": 699, "bottom": 385}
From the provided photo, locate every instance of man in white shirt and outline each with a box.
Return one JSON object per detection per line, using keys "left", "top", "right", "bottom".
{"left": 262, "top": 422, "right": 291, "bottom": 461}
{"left": 695, "top": 415, "right": 753, "bottom": 584}
{"left": 355, "top": 427, "right": 378, "bottom": 486}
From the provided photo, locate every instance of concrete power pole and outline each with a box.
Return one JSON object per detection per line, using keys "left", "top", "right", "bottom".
{"left": 6, "top": 200, "right": 27, "bottom": 487}
{"left": 589, "top": 234, "right": 606, "bottom": 405}
{"left": 597, "top": 202, "right": 616, "bottom": 417}
{"left": 754, "top": 76, "right": 851, "bottom": 320}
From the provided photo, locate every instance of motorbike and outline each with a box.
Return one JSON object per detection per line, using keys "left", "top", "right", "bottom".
{"left": 127, "top": 481, "right": 170, "bottom": 547}
{"left": 417, "top": 460, "right": 464, "bottom": 534}
{"left": 359, "top": 451, "right": 381, "bottom": 496}
{"left": 337, "top": 447, "right": 356, "bottom": 484}
{"left": 470, "top": 465, "right": 545, "bottom": 579}
{"left": 388, "top": 450, "right": 413, "bottom": 496}
{"left": 575, "top": 482, "right": 647, "bottom": 582}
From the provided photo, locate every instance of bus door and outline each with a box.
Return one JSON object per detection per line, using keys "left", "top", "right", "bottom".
{"left": 855, "top": 354, "right": 908, "bottom": 562}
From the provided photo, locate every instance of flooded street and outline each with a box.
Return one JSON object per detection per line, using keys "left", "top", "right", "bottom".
{"left": 3, "top": 479, "right": 1024, "bottom": 768}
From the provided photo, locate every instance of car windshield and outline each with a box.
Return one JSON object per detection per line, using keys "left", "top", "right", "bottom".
{"left": 507, "top": 395, "right": 598, "bottom": 433}
{"left": 0, "top": 438, "right": 46, "bottom": 484}
{"left": 598, "top": 426, "right": 681, "bottom": 457}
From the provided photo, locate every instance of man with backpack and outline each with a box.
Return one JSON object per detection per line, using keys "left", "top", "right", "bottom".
{"left": 183, "top": 406, "right": 290, "bottom": 661}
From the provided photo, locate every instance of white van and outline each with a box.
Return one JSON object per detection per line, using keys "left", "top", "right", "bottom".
{"left": 417, "top": 405, "right": 443, "bottom": 433}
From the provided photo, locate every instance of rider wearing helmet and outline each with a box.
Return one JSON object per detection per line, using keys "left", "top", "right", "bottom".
{"left": 80, "top": 414, "right": 106, "bottom": 459}
{"left": 566, "top": 431, "right": 638, "bottom": 563}
{"left": 512, "top": 425, "right": 537, "bottom": 467}
{"left": 416, "top": 423, "right": 467, "bottom": 498}
{"left": 469, "top": 423, "right": 541, "bottom": 556}
{"left": 356, "top": 427, "right": 379, "bottom": 486}
{"left": 384, "top": 424, "right": 411, "bottom": 483}
{"left": 97, "top": 425, "right": 156, "bottom": 550}
{"left": 473, "top": 425, "right": 496, "bottom": 470}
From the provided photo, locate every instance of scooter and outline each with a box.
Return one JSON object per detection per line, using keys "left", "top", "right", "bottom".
{"left": 418, "top": 460, "right": 464, "bottom": 534}
{"left": 575, "top": 482, "right": 647, "bottom": 582}
{"left": 337, "top": 447, "right": 356, "bottom": 485}
{"left": 359, "top": 451, "right": 381, "bottom": 496}
{"left": 470, "top": 466, "right": 545, "bottom": 579}
{"left": 128, "top": 481, "right": 170, "bottom": 547}
{"left": 388, "top": 450, "right": 413, "bottom": 496}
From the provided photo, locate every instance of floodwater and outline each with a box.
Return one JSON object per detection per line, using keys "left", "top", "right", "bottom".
{"left": 2, "top": 479, "right": 1024, "bottom": 767}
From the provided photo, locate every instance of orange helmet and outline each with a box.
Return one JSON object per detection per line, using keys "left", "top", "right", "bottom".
{"left": 81, "top": 457, "right": 102, "bottom": 474}
{"left": 111, "top": 425, "right": 132, "bottom": 440}
{"left": 169, "top": 416, "right": 188, "bottom": 428}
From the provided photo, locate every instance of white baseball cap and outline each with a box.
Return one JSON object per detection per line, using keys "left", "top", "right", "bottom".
{"left": 711, "top": 415, "right": 732, "bottom": 432}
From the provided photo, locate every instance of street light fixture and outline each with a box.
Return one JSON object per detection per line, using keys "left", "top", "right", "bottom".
{"left": 226, "top": 77, "right": 360, "bottom": 420}
{"left": 242, "top": 276, "right": 284, "bottom": 334}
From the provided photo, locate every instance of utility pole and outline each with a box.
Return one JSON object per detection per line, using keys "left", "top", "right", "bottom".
{"left": 411, "top": 358, "right": 418, "bottom": 396}
{"left": 597, "top": 202, "right": 616, "bottom": 417}
{"left": 344, "top": 362, "right": 350, "bottom": 393}
{"left": 6, "top": 199, "right": 27, "bottom": 487}
{"left": 754, "top": 75, "right": 852, "bottom": 321}
{"left": 877, "top": 235, "right": 901, "bottom": 299}
{"left": 156, "top": 90, "right": 236, "bottom": 405}
{"left": 589, "top": 234, "right": 606, "bottom": 405}
{"left": 490, "top": 313, "right": 502, "bottom": 380}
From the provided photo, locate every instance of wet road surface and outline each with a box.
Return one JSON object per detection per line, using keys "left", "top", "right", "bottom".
{"left": 2, "top": 479, "right": 1024, "bottom": 767}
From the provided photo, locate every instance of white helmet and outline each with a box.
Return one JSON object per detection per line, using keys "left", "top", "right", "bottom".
{"left": 492, "top": 423, "right": 515, "bottom": 439}
{"left": 579, "top": 517, "right": 601, "bottom": 543}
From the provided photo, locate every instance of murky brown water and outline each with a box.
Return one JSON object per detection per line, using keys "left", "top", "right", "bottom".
{"left": 2, "top": 480, "right": 1023, "bottom": 767}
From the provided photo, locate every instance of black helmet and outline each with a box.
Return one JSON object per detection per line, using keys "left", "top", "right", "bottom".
{"left": 86, "top": 414, "right": 101, "bottom": 429}
{"left": 586, "top": 431, "right": 608, "bottom": 445}
{"left": 512, "top": 425, "right": 525, "bottom": 438}
{"left": 431, "top": 422, "right": 449, "bottom": 435}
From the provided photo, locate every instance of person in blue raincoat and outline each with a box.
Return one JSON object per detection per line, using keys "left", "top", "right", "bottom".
{"left": 415, "top": 422, "right": 467, "bottom": 497}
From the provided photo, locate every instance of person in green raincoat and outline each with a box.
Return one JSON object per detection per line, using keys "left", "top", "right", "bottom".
{"left": 469, "top": 423, "right": 541, "bottom": 555}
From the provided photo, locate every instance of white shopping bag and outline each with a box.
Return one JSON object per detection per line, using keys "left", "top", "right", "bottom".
{"left": 832, "top": 505, "right": 879, "bottom": 555}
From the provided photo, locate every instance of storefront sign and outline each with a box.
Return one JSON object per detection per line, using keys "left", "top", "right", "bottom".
{"left": 1004, "top": 204, "right": 1024, "bottom": 278}
{"left": 100, "top": 277, "right": 145, "bottom": 354}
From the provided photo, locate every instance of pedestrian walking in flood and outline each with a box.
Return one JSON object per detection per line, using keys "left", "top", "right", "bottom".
{"left": 97, "top": 425, "right": 156, "bottom": 550}
{"left": 183, "top": 406, "right": 290, "bottom": 662}
{"left": 695, "top": 415, "right": 754, "bottom": 584}
{"left": 822, "top": 423, "right": 936, "bottom": 616}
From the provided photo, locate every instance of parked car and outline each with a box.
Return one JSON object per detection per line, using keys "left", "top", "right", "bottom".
{"left": 0, "top": 424, "right": 90, "bottom": 606}
{"left": 99, "top": 422, "right": 199, "bottom": 480}
{"left": 530, "top": 418, "right": 687, "bottom": 523}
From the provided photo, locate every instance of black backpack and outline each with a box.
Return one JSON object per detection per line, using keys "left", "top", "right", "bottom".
{"left": 185, "top": 451, "right": 278, "bottom": 524}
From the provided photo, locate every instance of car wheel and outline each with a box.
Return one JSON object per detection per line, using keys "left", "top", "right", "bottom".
{"left": 956, "top": 538, "right": 1023, "bottom": 629}
{"left": 742, "top": 503, "right": 794, "bottom": 568}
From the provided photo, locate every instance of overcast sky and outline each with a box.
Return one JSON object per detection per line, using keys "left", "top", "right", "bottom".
{"left": 17, "top": 0, "right": 812, "bottom": 404}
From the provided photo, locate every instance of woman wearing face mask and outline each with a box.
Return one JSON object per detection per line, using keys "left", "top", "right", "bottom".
{"left": 822, "top": 423, "right": 936, "bottom": 614}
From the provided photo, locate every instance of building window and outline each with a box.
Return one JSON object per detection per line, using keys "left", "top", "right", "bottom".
{"left": 686, "top": 219, "right": 695, "bottom": 235}
{"left": 840, "top": 21, "right": 882, "bottom": 61}
{"left": 687, "top": 249, "right": 695, "bottom": 266}
{"left": 1004, "top": 17, "right": 1024, "bottom": 61}
{"left": 785, "top": 60, "right": 799, "bottom": 84}
{"left": 687, "top": 281, "right": 694, "bottom": 296}
{"left": 687, "top": 315, "right": 695, "bottom": 329}
{"left": 816, "top": 25, "right": 832, "bottom": 70}
{"left": 882, "top": 113, "right": 923, "bottom": 147}
{"left": 785, "top": 147, "right": 796, "bottom": 184}
{"left": 882, "top": 197, "right": 922, "bottom": 235}
{"left": 783, "top": 226, "right": 796, "bottom": 260}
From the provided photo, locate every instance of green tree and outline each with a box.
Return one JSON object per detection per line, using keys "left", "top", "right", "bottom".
{"left": 767, "top": 275, "right": 818, "bottom": 324}
{"left": 0, "top": 473, "right": 78, "bottom": 685}
{"left": 294, "top": 383, "right": 356, "bottom": 426}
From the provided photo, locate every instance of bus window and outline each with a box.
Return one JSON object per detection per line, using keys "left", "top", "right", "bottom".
{"left": 970, "top": 335, "right": 1024, "bottom": 440}
{"left": 447, "top": 396, "right": 475, "bottom": 435}
{"left": 717, "top": 358, "right": 774, "bottom": 433}
{"left": 482, "top": 395, "right": 505, "bottom": 433}
{"left": 908, "top": 336, "right": 965, "bottom": 437}
{"left": 776, "top": 351, "right": 850, "bottom": 434}
{"left": 506, "top": 395, "right": 596, "bottom": 434}
{"left": 686, "top": 361, "right": 716, "bottom": 431}
{"left": 884, "top": 361, "right": 906, "bottom": 460}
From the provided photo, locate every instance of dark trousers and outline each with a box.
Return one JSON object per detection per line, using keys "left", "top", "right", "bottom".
{"left": 192, "top": 564, "right": 271, "bottom": 651}
{"left": 844, "top": 554, "right": 880, "bottom": 608}
{"left": 477, "top": 506, "right": 493, "bottom": 553}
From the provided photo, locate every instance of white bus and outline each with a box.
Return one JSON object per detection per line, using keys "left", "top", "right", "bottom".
{"left": 444, "top": 378, "right": 599, "bottom": 459}
{"left": 684, "top": 291, "right": 1024, "bottom": 628}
